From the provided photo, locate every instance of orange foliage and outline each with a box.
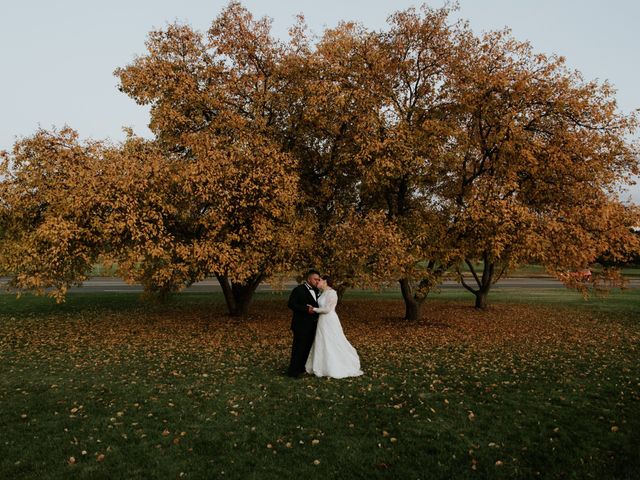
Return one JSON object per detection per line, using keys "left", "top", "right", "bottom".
{"left": 0, "top": 128, "right": 105, "bottom": 301}
{"left": 1, "top": 2, "right": 638, "bottom": 316}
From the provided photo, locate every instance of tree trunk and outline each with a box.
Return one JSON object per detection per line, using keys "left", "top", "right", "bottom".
{"left": 475, "top": 253, "right": 494, "bottom": 309}
{"left": 399, "top": 278, "right": 424, "bottom": 321}
{"left": 217, "top": 274, "right": 264, "bottom": 316}
{"left": 474, "top": 289, "right": 489, "bottom": 309}
{"left": 461, "top": 253, "right": 495, "bottom": 310}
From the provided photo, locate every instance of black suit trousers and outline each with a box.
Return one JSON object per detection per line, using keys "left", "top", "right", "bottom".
{"left": 287, "top": 284, "right": 319, "bottom": 376}
{"left": 288, "top": 318, "right": 317, "bottom": 376}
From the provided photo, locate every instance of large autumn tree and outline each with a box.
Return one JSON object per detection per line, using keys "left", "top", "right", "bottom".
{"left": 0, "top": 128, "right": 106, "bottom": 301}
{"left": 278, "top": 20, "right": 411, "bottom": 295}
{"left": 288, "top": 5, "right": 465, "bottom": 320}
{"left": 442, "top": 29, "right": 640, "bottom": 308}
{"left": 0, "top": 128, "right": 197, "bottom": 301}
{"left": 95, "top": 134, "right": 200, "bottom": 299}
{"left": 350, "top": 5, "right": 463, "bottom": 320}
{"left": 2, "top": 2, "right": 637, "bottom": 319}
{"left": 115, "top": 2, "right": 302, "bottom": 315}
{"left": 301, "top": 4, "right": 639, "bottom": 316}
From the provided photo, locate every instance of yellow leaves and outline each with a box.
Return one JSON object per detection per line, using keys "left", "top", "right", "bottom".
{"left": 3, "top": 1, "right": 637, "bottom": 313}
{"left": 319, "top": 210, "right": 409, "bottom": 289}
{"left": 0, "top": 128, "right": 112, "bottom": 299}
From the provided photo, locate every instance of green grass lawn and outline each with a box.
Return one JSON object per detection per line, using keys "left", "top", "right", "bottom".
{"left": 0, "top": 289, "right": 638, "bottom": 479}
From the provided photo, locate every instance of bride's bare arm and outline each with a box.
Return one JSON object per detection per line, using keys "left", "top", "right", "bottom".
{"left": 313, "top": 290, "right": 338, "bottom": 314}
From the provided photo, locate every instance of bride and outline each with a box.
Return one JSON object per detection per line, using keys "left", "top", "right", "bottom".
{"left": 305, "top": 276, "right": 363, "bottom": 379}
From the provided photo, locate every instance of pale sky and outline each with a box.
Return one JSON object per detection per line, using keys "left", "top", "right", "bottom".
{"left": 2, "top": 0, "right": 639, "bottom": 202}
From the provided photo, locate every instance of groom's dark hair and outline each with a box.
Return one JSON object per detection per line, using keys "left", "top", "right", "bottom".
{"left": 305, "top": 269, "right": 321, "bottom": 279}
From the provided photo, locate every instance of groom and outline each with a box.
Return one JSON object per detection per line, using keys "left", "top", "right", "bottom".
{"left": 287, "top": 269, "right": 321, "bottom": 378}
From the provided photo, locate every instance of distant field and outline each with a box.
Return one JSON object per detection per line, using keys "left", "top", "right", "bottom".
{"left": 460, "top": 263, "right": 640, "bottom": 278}
{"left": 86, "top": 263, "right": 640, "bottom": 279}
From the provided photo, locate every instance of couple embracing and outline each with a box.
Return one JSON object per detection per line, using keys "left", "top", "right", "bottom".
{"left": 287, "top": 270, "right": 363, "bottom": 379}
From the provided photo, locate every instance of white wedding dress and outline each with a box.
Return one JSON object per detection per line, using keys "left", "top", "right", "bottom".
{"left": 305, "top": 288, "right": 363, "bottom": 379}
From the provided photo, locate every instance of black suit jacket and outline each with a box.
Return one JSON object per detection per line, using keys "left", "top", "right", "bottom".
{"left": 288, "top": 283, "right": 320, "bottom": 330}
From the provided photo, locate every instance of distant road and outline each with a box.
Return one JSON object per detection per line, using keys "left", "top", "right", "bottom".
{"left": 6, "top": 276, "right": 632, "bottom": 293}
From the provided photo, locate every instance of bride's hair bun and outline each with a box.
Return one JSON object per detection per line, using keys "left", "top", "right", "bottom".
{"left": 322, "top": 276, "right": 334, "bottom": 288}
